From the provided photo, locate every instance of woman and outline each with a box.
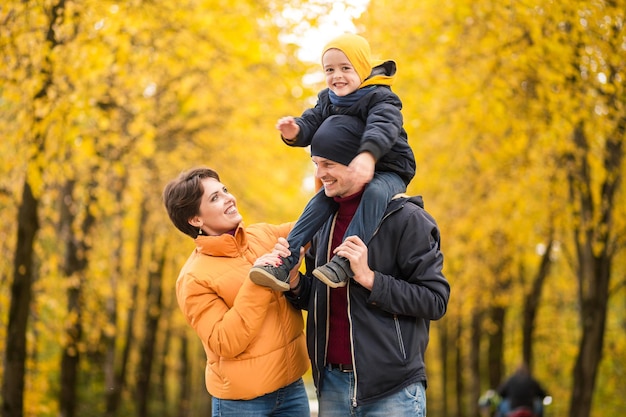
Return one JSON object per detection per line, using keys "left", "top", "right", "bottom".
{"left": 162, "top": 167, "right": 310, "bottom": 417}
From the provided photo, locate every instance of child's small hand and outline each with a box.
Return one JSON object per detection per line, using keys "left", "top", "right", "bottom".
{"left": 349, "top": 152, "right": 375, "bottom": 187}
{"left": 276, "top": 117, "right": 300, "bottom": 140}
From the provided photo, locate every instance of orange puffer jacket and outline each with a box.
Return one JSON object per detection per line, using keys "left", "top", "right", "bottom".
{"left": 176, "top": 221, "right": 309, "bottom": 400}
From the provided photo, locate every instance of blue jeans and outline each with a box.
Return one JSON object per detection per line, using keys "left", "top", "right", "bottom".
{"left": 318, "top": 366, "right": 426, "bottom": 417}
{"left": 212, "top": 378, "right": 310, "bottom": 417}
{"left": 285, "top": 172, "right": 406, "bottom": 268}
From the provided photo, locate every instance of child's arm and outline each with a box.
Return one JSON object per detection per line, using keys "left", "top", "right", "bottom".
{"left": 276, "top": 116, "right": 300, "bottom": 141}
{"left": 280, "top": 89, "right": 330, "bottom": 147}
{"left": 361, "top": 90, "right": 404, "bottom": 160}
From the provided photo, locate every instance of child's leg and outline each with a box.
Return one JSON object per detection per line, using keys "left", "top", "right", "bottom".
{"left": 312, "top": 172, "right": 406, "bottom": 288}
{"left": 344, "top": 172, "right": 406, "bottom": 243}
{"left": 249, "top": 188, "right": 337, "bottom": 291}
{"left": 284, "top": 188, "right": 338, "bottom": 269}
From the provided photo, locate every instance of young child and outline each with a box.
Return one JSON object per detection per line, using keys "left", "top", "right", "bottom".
{"left": 249, "top": 33, "right": 416, "bottom": 291}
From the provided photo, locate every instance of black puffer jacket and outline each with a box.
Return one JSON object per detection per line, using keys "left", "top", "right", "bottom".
{"left": 287, "top": 195, "right": 450, "bottom": 405}
{"left": 285, "top": 86, "right": 416, "bottom": 185}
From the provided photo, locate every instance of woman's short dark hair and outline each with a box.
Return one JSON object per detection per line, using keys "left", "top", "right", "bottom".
{"left": 163, "top": 167, "right": 220, "bottom": 238}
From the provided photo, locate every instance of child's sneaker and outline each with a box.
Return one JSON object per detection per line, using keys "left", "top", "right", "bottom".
{"left": 249, "top": 264, "right": 290, "bottom": 292}
{"left": 312, "top": 256, "right": 354, "bottom": 288}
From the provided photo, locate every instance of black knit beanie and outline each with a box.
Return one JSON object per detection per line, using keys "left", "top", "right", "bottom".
{"left": 311, "top": 115, "right": 364, "bottom": 166}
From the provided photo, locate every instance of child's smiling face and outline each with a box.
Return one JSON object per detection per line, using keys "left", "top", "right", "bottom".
{"left": 322, "top": 49, "right": 362, "bottom": 97}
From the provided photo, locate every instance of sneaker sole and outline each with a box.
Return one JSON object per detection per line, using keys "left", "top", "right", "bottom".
{"left": 312, "top": 269, "right": 347, "bottom": 288}
{"left": 249, "top": 269, "right": 290, "bottom": 292}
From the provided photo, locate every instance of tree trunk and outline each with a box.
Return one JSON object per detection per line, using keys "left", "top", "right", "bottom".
{"left": 566, "top": 120, "right": 623, "bottom": 417}
{"left": 103, "top": 241, "right": 121, "bottom": 416}
{"left": 438, "top": 320, "right": 449, "bottom": 417}
{"left": 523, "top": 238, "right": 553, "bottom": 370}
{"left": 177, "top": 334, "right": 191, "bottom": 417}
{"left": 59, "top": 287, "right": 82, "bottom": 417}
{"left": 1, "top": 181, "right": 39, "bottom": 417}
{"left": 106, "top": 198, "right": 148, "bottom": 415}
{"left": 103, "top": 287, "right": 119, "bottom": 417}
{"left": 58, "top": 179, "right": 81, "bottom": 417}
{"left": 158, "top": 327, "right": 172, "bottom": 412}
{"left": 58, "top": 179, "right": 96, "bottom": 417}
{"left": 104, "top": 175, "right": 128, "bottom": 417}
{"left": 190, "top": 342, "right": 212, "bottom": 415}
{"left": 470, "top": 310, "right": 482, "bottom": 417}
{"left": 570, "top": 260, "right": 609, "bottom": 417}
{"left": 3, "top": 1, "right": 63, "bottom": 414}
{"left": 488, "top": 306, "right": 505, "bottom": 389}
{"left": 455, "top": 321, "right": 464, "bottom": 417}
{"left": 136, "top": 247, "right": 165, "bottom": 417}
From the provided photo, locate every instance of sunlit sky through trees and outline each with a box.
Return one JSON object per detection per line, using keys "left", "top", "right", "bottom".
{"left": 285, "top": 0, "right": 369, "bottom": 62}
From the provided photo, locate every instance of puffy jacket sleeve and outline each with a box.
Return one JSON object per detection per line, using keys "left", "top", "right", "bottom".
{"left": 179, "top": 272, "right": 274, "bottom": 359}
{"left": 367, "top": 202, "right": 450, "bottom": 320}
{"left": 358, "top": 88, "right": 404, "bottom": 162}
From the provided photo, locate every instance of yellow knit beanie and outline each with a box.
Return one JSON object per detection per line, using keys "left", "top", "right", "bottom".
{"left": 322, "top": 33, "right": 372, "bottom": 84}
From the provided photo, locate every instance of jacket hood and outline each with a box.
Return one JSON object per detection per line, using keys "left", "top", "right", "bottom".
{"left": 361, "top": 59, "right": 397, "bottom": 88}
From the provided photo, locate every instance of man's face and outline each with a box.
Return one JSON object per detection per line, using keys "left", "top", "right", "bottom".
{"left": 312, "top": 155, "right": 361, "bottom": 198}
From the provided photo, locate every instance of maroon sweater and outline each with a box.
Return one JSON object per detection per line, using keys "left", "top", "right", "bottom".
{"left": 326, "top": 189, "right": 363, "bottom": 365}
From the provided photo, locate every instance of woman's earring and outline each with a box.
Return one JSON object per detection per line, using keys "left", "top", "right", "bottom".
{"left": 198, "top": 227, "right": 203, "bottom": 236}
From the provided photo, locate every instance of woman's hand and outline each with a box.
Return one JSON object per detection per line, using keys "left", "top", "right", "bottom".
{"left": 273, "top": 238, "right": 305, "bottom": 289}
{"left": 253, "top": 238, "right": 304, "bottom": 289}
{"left": 252, "top": 253, "right": 282, "bottom": 267}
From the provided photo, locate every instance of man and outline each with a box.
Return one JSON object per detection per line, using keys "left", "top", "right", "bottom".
{"left": 268, "top": 114, "right": 450, "bottom": 416}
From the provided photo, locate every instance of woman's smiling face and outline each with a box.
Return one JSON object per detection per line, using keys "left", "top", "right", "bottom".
{"left": 190, "top": 177, "right": 242, "bottom": 236}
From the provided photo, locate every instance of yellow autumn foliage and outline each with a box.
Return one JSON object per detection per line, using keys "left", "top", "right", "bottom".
{"left": 0, "top": 0, "right": 624, "bottom": 416}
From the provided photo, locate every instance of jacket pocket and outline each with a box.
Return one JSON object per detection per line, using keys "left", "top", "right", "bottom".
{"left": 394, "top": 315, "right": 407, "bottom": 361}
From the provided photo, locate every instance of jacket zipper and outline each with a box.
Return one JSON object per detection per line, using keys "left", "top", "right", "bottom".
{"left": 347, "top": 282, "right": 358, "bottom": 407}
{"left": 324, "top": 211, "right": 336, "bottom": 394}
{"left": 314, "top": 289, "right": 322, "bottom": 394}
{"left": 346, "top": 201, "right": 404, "bottom": 407}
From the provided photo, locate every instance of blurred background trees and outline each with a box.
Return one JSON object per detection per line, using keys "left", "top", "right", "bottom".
{"left": 0, "top": 0, "right": 624, "bottom": 416}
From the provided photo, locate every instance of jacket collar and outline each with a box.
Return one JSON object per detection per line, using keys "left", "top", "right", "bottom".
{"left": 386, "top": 194, "right": 424, "bottom": 213}
{"left": 194, "top": 223, "right": 247, "bottom": 258}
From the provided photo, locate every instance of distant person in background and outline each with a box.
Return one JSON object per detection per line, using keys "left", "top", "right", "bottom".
{"left": 249, "top": 33, "right": 416, "bottom": 292}
{"left": 497, "top": 363, "right": 548, "bottom": 417}
{"left": 163, "top": 167, "right": 310, "bottom": 417}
